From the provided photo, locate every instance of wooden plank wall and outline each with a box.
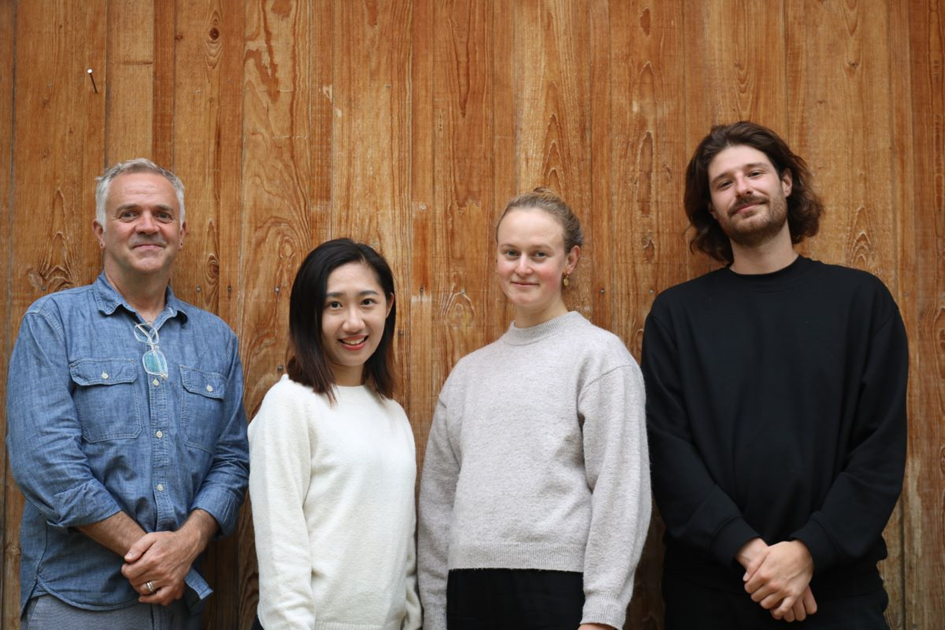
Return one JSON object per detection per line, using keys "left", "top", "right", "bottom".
{"left": 0, "top": 1, "right": 942, "bottom": 628}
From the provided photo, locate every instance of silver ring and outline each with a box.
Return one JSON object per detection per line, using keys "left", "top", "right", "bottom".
{"left": 146, "top": 580, "right": 155, "bottom": 594}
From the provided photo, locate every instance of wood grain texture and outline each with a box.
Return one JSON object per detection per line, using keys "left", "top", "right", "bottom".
{"left": 489, "top": 0, "right": 515, "bottom": 342}
{"left": 432, "top": 0, "right": 501, "bottom": 399}
{"left": 794, "top": 0, "right": 897, "bottom": 278}
{"left": 679, "top": 0, "right": 724, "bottom": 281}
{"left": 885, "top": 1, "right": 915, "bottom": 625}
{"left": 2, "top": 1, "right": 945, "bottom": 628}
{"left": 904, "top": 1, "right": 945, "bottom": 628}
{"left": 105, "top": 0, "right": 154, "bottom": 163}
{"left": 0, "top": 0, "right": 15, "bottom": 622}
{"left": 152, "top": 0, "right": 175, "bottom": 168}
{"left": 588, "top": 0, "right": 614, "bottom": 334}
{"left": 408, "top": 0, "right": 435, "bottom": 462}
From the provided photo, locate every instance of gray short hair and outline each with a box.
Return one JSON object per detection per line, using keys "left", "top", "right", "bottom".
{"left": 95, "top": 158, "right": 185, "bottom": 230}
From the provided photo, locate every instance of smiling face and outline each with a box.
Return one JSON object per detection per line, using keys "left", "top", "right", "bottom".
{"left": 707, "top": 144, "right": 793, "bottom": 248}
{"left": 320, "top": 261, "right": 393, "bottom": 387}
{"left": 94, "top": 172, "right": 185, "bottom": 287}
{"left": 496, "top": 207, "right": 579, "bottom": 327}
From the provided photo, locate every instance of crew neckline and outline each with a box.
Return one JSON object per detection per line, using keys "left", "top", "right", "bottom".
{"left": 503, "top": 310, "right": 583, "bottom": 346}
{"left": 723, "top": 255, "right": 815, "bottom": 292}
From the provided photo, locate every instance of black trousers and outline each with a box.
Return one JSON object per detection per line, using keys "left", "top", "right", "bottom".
{"left": 663, "top": 572, "right": 890, "bottom": 630}
{"left": 446, "top": 568, "right": 584, "bottom": 630}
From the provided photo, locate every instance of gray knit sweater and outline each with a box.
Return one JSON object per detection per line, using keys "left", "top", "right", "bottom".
{"left": 417, "top": 311, "right": 651, "bottom": 629}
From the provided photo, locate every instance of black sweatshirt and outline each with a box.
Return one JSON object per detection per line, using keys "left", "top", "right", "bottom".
{"left": 641, "top": 256, "right": 908, "bottom": 598}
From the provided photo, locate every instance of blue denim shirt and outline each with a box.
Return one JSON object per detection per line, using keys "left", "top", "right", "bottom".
{"left": 6, "top": 273, "right": 249, "bottom": 614}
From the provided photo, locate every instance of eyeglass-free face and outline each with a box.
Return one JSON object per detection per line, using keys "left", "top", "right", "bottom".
{"left": 320, "top": 262, "right": 393, "bottom": 387}
{"left": 495, "top": 208, "right": 579, "bottom": 327}
{"left": 94, "top": 173, "right": 186, "bottom": 287}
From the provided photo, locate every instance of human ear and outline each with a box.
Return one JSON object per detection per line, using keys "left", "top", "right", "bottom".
{"left": 781, "top": 169, "right": 793, "bottom": 198}
{"left": 565, "top": 245, "right": 580, "bottom": 275}
{"left": 93, "top": 220, "right": 105, "bottom": 249}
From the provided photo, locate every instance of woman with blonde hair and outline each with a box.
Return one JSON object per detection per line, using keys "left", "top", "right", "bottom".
{"left": 418, "top": 190, "right": 651, "bottom": 630}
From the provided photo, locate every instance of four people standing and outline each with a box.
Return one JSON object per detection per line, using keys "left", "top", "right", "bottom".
{"left": 6, "top": 121, "right": 909, "bottom": 630}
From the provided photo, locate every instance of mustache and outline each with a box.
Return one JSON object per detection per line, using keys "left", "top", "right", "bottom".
{"left": 730, "top": 196, "right": 766, "bottom": 215}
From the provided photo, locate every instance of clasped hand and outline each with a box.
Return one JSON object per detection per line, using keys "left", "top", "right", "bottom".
{"left": 739, "top": 539, "right": 817, "bottom": 623}
{"left": 121, "top": 530, "right": 194, "bottom": 606}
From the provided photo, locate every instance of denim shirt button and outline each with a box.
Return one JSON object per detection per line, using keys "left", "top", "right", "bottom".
{"left": 156, "top": 484, "right": 164, "bottom": 492}
{"left": 206, "top": 384, "right": 213, "bottom": 392}
{"left": 152, "top": 378, "right": 160, "bottom": 387}
{"left": 101, "top": 372, "right": 109, "bottom": 379}
{"left": 155, "top": 430, "right": 163, "bottom": 439}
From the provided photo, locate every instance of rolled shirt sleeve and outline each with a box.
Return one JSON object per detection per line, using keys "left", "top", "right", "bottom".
{"left": 7, "top": 309, "right": 124, "bottom": 529}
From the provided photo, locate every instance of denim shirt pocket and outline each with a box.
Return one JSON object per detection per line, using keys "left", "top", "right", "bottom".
{"left": 69, "top": 359, "right": 142, "bottom": 442}
{"left": 180, "top": 365, "right": 226, "bottom": 453}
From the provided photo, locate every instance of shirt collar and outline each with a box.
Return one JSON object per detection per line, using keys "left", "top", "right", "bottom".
{"left": 92, "top": 271, "right": 190, "bottom": 324}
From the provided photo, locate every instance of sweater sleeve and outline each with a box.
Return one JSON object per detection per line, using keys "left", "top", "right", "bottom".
{"left": 417, "top": 394, "right": 460, "bottom": 630}
{"left": 249, "top": 385, "right": 318, "bottom": 630}
{"left": 791, "top": 308, "right": 909, "bottom": 573}
{"left": 578, "top": 363, "right": 652, "bottom": 629}
{"left": 641, "top": 312, "right": 760, "bottom": 566}
{"left": 403, "top": 503, "right": 423, "bottom": 630}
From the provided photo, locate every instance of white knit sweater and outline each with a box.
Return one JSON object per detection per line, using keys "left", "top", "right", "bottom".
{"left": 249, "top": 376, "right": 422, "bottom": 630}
{"left": 417, "top": 311, "right": 651, "bottom": 630}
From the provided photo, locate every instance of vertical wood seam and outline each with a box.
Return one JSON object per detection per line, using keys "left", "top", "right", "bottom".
{"left": 895, "top": 7, "right": 910, "bottom": 627}
{"left": 170, "top": 1, "right": 178, "bottom": 172}
{"left": 103, "top": 0, "right": 111, "bottom": 167}
{"left": 0, "top": 0, "right": 18, "bottom": 615}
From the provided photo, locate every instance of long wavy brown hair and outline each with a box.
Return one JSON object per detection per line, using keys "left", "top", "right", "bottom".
{"left": 684, "top": 121, "right": 824, "bottom": 263}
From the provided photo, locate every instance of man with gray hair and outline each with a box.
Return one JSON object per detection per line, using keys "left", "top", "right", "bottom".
{"left": 7, "top": 159, "right": 249, "bottom": 629}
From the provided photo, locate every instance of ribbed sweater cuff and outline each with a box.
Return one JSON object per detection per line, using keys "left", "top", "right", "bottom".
{"left": 792, "top": 518, "right": 837, "bottom": 574}
{"left": 421, "top": 604, "right": 446, "bottom": 630}
{"left": 581, "top": 596, "right": 628, "bottom": 629}
{"left": 710, "top": 517, "right": 760, "bottom": 567}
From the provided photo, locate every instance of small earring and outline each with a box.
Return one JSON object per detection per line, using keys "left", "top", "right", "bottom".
{"left": 562, "top": 275, "right": 570, "bottom": 288}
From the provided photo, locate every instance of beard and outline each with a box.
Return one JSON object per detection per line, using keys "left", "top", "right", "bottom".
{"left": 719, "top": 192, "right": 789, "bottom": 248}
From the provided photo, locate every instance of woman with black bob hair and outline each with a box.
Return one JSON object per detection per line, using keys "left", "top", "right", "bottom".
{"left": 249, "top": 238, "right": 421, "bottom": 630}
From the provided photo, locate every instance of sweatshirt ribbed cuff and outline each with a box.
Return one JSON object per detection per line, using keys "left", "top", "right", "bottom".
{"left": 711, "top": 517, "right": 760, "bottom": 567}
{"left": 582, "top": 596, "right": 628, "bottom": 629}
{"left": 792, "top": 518, "right": 837, "bottom": 574}
{"left": 421, "top": 604, "right": 446, "bottom": 630}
